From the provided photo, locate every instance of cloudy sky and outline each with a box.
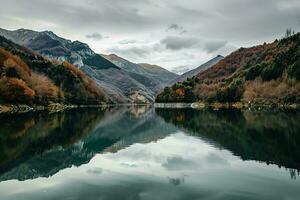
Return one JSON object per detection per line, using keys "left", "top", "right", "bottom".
{"left": 0, "top": 0, "right": 299, "bottom": 73}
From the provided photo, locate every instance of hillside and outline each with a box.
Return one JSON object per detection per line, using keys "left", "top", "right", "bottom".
{"left": 0, "top": 35, "right": 109, "bottom": 105}
{"left": 138, "top": 63, "right": 179, "bottom": 84}
{"left": 156, "top": 33, "right": 300, "bottom": 105}
{"left": 169, "top": 55, "right": 224, "bottom": 85}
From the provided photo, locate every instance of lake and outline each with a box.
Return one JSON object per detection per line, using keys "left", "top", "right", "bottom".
{"left": 0, "top": 106, "right": 299, "bottom": 200}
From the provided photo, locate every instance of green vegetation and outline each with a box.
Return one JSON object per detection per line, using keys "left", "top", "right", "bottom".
{"left": 156, "top": 33, "right": 300, "bottom": 105}
{"left": 0, "top": 36, "right": 110, "bottom": 105}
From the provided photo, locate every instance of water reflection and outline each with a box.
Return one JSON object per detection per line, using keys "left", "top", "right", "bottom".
{"left": 0, "top": 106, "right": 300, "bottom": 200}
{"left": 155, "top": 108, "right": 300, "bottom": 177}
{"left": 0, "top": 106, "right": 177, "bottom": 181}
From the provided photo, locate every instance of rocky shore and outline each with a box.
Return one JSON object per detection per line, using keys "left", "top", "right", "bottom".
{"left": 154, "top": 102, "right": 299, "bottom": 111}
{"left": 154, "top": 103, "right": 192, "bottom": 108}
{"left": 191, "top": 102, "right": 299, "bottom": 110}
{"left": 0, "top": 103, "right": 110, "bottom": 114}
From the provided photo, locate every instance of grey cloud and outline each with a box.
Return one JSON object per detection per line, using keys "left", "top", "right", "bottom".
{"left": 108, "top": 45, "right": 152, "bottom": 59}
{"left": 86, "top": 32, "right": 103, "bottom": 40}
{"left": 167, "top": 24, "right": 187, "bottom": 34}
{"left": 161, "top": 36, "right": 200, "bottom": 50}
{"left": 171, "top": 65, "right": 191, "bottom": 75}
{"left": 1, "top": 0, "right": 299, "bottom": 70}
{"left": 118, "top": 39, "right": 137, "bottom": 45}
{"left": 204, "top": 40, "right": 227, "bottom": 53}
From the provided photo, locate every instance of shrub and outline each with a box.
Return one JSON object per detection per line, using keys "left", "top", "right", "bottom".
{"left": 246, "top": 63, "right": 264, "bottom": 80}
{"left": 243, "top": 79, "right": 300, "bottom": 103}
{"left": 0, "top": 77, "right": 35, "bottom": 104}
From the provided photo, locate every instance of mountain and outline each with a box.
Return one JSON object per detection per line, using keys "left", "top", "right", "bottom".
{"left": 169, "top": 55, "right": 224, "bottom": 85}
{"left": 138, "top": 63, "right": 179, "bottom": 83}
{"left": 0, "top": 28, "right": 117, "bottom": 70}
{"left": 102, "top": 54, "right": 178, "bottom": 92}
{"left": 0, "top": 35, "right": 109, "bottom": 105}
{"left": 0, "top": 28, "right": 173, "bottom": 103}
{"left": 156, "top": 33, "right": 300, "bottom": 104}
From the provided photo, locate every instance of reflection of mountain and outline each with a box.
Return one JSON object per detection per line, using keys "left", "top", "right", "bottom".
{"left": 0, "top": 109, "right": 108, "bottom": 180}
{"left": 156, "top": 108, "right": 300, "bottom": 170}
{"left": 0, "top": 106, "right": 176, "bottom": 181}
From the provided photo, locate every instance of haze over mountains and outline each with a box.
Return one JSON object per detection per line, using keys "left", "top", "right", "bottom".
{"left": 0, "top": 28, "right": 179, "bottom": 103}
{"left": 169, "top": 55, "right": 224, "bottom": 85}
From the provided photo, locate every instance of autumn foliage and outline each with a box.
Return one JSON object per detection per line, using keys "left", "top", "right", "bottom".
{"left": 0, "top": 38, "right": 109, "bottom": 105}
{"left": 0, "top": 47, "right": 63, "bottom": 104}
{"left": 156, "top": 32, "right": 300, "bottom": 104}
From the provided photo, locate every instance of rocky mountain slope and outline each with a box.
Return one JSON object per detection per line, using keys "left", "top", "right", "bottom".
{"left": 169, "top": 55, "right": 224, "bottom": 85}
{"left": 156, "top": 33, "right": 300, "bottom": 105}
{"left": 0, "top": 28, "right": 176, "bottom": 103}
{"left": 0, "top": 35, "right": 109, "bottom": 105}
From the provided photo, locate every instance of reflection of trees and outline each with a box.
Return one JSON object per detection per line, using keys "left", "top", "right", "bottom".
{"left": 0, "top": 106, "right": 176, "bottom": 181}
{"left": 156, "top": 108, "right": 300, "bottom": 173}
{"left": 0, "top": 109, "right": 106, "bottom": 179}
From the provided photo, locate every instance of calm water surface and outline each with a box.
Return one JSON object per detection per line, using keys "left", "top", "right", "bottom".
{"left": 0, "top": 106, "right": 299, "bottom": 200}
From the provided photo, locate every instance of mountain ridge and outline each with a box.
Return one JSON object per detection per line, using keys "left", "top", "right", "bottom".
{"left": 0, "top": 28, "right": 176, "bottom": 103}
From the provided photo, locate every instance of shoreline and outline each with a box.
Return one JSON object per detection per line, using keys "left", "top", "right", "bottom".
{"left": 1, "top": 101, "right": 299, "bottom": 114}
{"left": 155, "top": 102, "right": 300, "bottom": 111}
{"left": 0, "top": 103, "right": 113, "bottom": 114}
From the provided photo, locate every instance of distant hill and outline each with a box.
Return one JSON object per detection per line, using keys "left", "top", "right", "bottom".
{"left": 103, "top": 54, "right": 178, "bottom": 93}
{"left": 0, "top": 35, "right": 109, "bottom": 105}
{"left": 156, "top": 33, "right": 300, "bottom": 105}
{"left": 138, "top": 63, "right": 179, "bottom": 84}
{"left": 169, "top": 55, "right": 224, "bottom": 85}
{"left": 0, "top": 28, "right": 175, "bottom": 103}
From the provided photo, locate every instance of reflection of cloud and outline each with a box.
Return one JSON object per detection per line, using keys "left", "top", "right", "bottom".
{"left": 206, "top": 153, "right": 228, "bottom": 165}
{"left": 168, "top": 177, "right": 184, "bottom": 186}
{"left": 87, "top": 168, "right": 103, "bottom": 174}
{"left": 162, "top": 156, "right": 199, "bottom": 171}
{"left": 120, "top": 163, "right": 138, "bottom": 168}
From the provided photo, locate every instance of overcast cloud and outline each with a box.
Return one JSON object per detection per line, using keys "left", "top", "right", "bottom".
{"left": 0, "top": 0, "right": 299, "bottom": 72}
